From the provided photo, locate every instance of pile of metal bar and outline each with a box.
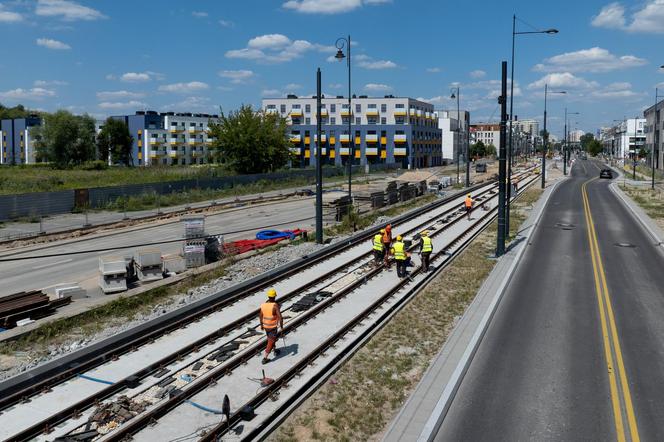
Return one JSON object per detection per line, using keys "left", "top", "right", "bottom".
{"left": 0, "top": 290, "right": 71, "bottom": 329}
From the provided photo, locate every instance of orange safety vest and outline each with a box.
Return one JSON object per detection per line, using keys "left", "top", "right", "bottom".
{"left": 260, "top": 302, "right": 279, "bottom": 330}
{"left": 465, "top": 197, "right": 473, "bottom": 208}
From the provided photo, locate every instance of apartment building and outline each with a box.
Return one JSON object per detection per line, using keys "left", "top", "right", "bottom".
{"left": 511, "top": 118, "right": 539, "bottom": 137}
{"left": 470, "top": 123, "right": 501, "bottom": 150}
{"left": 436, "top": 110, "right": 469, "bottom": 163}
{"left": 644, "top": 99, "right": 663, "bottom": 169}
{"left": 0, "top": 116, "right": 41, "bottom": 164}
{"left": 110, "top": 111, "right": 219, "bottom": 166}
{"left": 600, "top": 118, "right": 645, "bottom": 159}
{"left": 262, "top": 95, "right": 442, "bottom": 169}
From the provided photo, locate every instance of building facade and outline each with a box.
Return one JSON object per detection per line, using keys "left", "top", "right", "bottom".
{"left": 262, "top": 95, "right": 441, "bottom": 169}
{"left": 0, "top": 117, "right": 41, "bottom": 165}
{"left": 470, "top": 123, "right": 501, "bottom": 150}
{"left": 600, "top": 118, "right": 645, "bottom": 159}
{"left": 110, "top": 111, "right": 219, "bottom": 166}
{"left": 568, "top": 129, "right": 585, "bottom": 143}
{"left": 436, "top": 110, "right": 469, "bottom": 164}
{"left": 512, "top": 118, "right": 539, "bottom": 137}
{"left": 644, "top": 100, "right": 663, "bottom": 169}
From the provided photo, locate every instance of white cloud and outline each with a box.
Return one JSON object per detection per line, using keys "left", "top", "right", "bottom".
{"left": 284, "top": 83, "right": 302, "bottom": 91}
{"left": 353, "top": 54, "right": 398, "bottom": 70}
{"left": 591, "top": 1, "right": 664, "bottom": 33}
{"left": 219, "top": 19, "right": 234, "bottom": 27}
{"left": 590, "top": 82, "right": 645, "bottom": 100}
{"left": 165, "top": 96, "right": 215, "bottom": 112}
{"left": 98, "top": 100, "right": 146, "bottom": 110}
{"left": 426, "top": 67, "right": 441, "bottom": 73}
{"left": 261, "top": 89, "right": 282, "bottom": 97}
{"left": 0, "top": 87, "right": 56, "bottom": 101}
{"left": 36, "top": 0, "right": 106, "bottom": 21}
{"left": 533, "top": 47, "right": 647, "bottom": 73}
{"left": 36, "top": 37, "right": 71, "bottom": 50}
{"left": 226, "top": 34, "right": 328, "bottom": 64}
{"left": 120, "top": 72, "right": 151, "bottom": 82}
{"left": 34, "top": 79, "right": 68, "bottom": 86}
{"left": 218, "top": 69, "right": 255, "bottom": 84}
{"left": 528, "top": 72, "right": 599, "bottom": 90}
{"left": 282, "top": 0, "right": 389, "bottom": 14}
{"left": 470, "top": 70, "right": 486, "bottom": 79}
{"left": 96, "top": 90, "right": 146, "bottom": 100}
{"left": 0, "top": 4, "right": 23, "bottom": 22}
{"left": 329, "top": 83, "right": 344, "bottom": 89}
{"left": 363, "top": 83, "right": 392, "bottom": 92}
{"left": 158, "top": 81, "right": 209, "bottom": 94}
{"left": 191, "top": 11, "right": 208, "bottom": 18}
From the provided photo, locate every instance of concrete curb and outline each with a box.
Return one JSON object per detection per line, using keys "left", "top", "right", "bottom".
{"left": 382, "top": 177, "right": 563, "bottom": 442}
{"left": 609, "top": 182, "right": 664, "bottom": 246}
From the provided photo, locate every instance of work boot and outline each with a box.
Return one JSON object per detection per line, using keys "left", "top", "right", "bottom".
{"left": 262, "top": 357, "right": 269, "bottom": 365}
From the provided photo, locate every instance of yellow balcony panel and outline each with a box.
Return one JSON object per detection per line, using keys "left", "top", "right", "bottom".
{"left": 394, "top": 134, "right": 407, "bottom": 143}
{"left": 380, "top": 150, "right": 387, "bottom": 159}
{"left": 330, "top": 136, "right": 336, "bottom": 144}
{"left": 330, "top": 149, "right": 336, "bottom": 159}
{"left": 304, "top": 149, "right": 310, "bottom": 159}
{"left": 394, "top": 148, "right": 407, "bottom": 156}
{"left": 319, "top": 109, "right": 328, "bottom": 116}
{"left": 149, "top": 153, "right": 158, "bottom": 159}
{"left": 290, "top": 135, "right": 301, "bottom": 143}
{"left": 409, "top": 109, "right": 416, "bottom": 116}
{"left": 365, "top": 134, "right": 378, "bottom": 143}
{"left": 340, "top": 134, "right": 350, "bottom": 143}
{"left": 354, "top": 150, "right": 361, "bottom": 159}
{"left": 137, "top": 152, "right": 142, "bottom": 160}
{"left": 169, "top": 152, "right": 178, "bottom": 158}
{"left": 340, "top": 109, "right": 352, "bottom": 117}
{"left": 290, "top": 109, "right": 303, "bottom": 117}
{"left": 365, "top": 147, "right": 378, "bottom": 156}
{"left": 380, "top": 136, "right": 387, "bottom": 145}
{"left": 354, "top": 136, "right": 361, "bottom": 145}
{"left": 304, "top": 136, "right": 311, "bottom": 145}
{"left": 416, "top": 110, "right": 422, "bottom": 117}
{"left": 150, "top": 140, "right": 160, "bottom": 146}
{"left": 340, "top": 147, "right": 351, "bottom": 156}
{"left": 366, "top": 109, "right": 379, "bottom": 116}
{"left": 188, "top": 140, "right": 196, "bottom": 145}
{"left": 314, "top": 134, "right": 327, "bottom": 143}
{"left": 394, "top": 110, "right": 407, "bottom": 116}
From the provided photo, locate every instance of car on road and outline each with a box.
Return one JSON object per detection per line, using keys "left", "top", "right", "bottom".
{"left": 599, "top": 168, "right": 613, "bottom": 179}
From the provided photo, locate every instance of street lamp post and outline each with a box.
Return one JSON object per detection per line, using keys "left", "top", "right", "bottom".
{"left": 564, "top": 109, "right": 579, "bottom": 176}
{"left": 335, "top": 35, "right": 352, "bottom": 202}
{"left": 451, "top": 87, "right": 461, "bottom": 186}
{"left": 652, "top": 87, "right": 660, "bottom": 190}
{"left": 507, "top": 14, "right": 558, "bottom": 236}
{"left": 542, "top": 84, "right": 566, "bottom": 189}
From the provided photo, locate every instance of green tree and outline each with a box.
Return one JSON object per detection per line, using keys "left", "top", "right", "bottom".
{"left": 0, "top": 103, "right": 31, "bottom": 120}
{"left": 470, "top": 140, "right": 486, "bottom": 159}
{"left": 208, "top": 105, "right": 291, "bottom": 174}
{"left": 33, "top": 110, "right": 96, "bottom": 167}
{"left": 586, "top": 139, "right": 603, "bottom": 156}
{"left": 485, "top": 143, "right": 497, "bottom": 157}
{"left": 97, "top": 117, "right": 134, "bottom": 166}
{"left": 580, "top": 133, "right": 595, "bottom": 151}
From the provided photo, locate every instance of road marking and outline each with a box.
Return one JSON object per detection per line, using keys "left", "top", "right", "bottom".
{"left": 31, "top": 258, "right": 73, "bottom": 270}
{"left": 582, "top": 179, "right": 640, "bottom": 442}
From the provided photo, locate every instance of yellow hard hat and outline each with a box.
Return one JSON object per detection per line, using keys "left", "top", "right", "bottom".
{"left": 380, "top": 228, "right": 385, "bottom": 234}
{"left": 267, "top": 288, "right": 277, "bottom": 298}
{"left": 421, "top": 231, "right": 428, "bottom": 237}
{"left": 396, "top": 235, "right": 403, "bottom": 241}
{"left": 467, "top": 194, "right": 471, "bottom": 197}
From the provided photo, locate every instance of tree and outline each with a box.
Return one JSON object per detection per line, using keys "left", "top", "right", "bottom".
{"left": 0, "top": 103, "right": 31, "bottom": 120}
{"left": 32, "top": 110, "right": 96, "bottom": 167}
{"left": 580, "top": 133, "right": 595, "bottom": 151}
{"left": 97, "top": 117, "right": 134, "bottom": 166}
{"left": 208, "top": 105, "right": 291, "bottom": 174}
{"left": 587, "top": 139, "right": 603, "bottom": 156}
{"left": 485, "top": 144, "right": 497, "bottom": 157}
{"left": 470, "top": 140, "right": 486, "bottom": 158}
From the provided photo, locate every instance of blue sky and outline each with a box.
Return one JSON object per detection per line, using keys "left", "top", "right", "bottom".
{"left": 1, "top": 0, "right": 663, "bottom": 138}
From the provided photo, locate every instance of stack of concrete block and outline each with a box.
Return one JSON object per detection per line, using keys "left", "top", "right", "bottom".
{"left": 182, "top": 215, "right": 206, "bottom": 268}
{"left": 133, "top": 248, "right": 163, "bottom": 282}
{"left": 99, "top": 256, "right": 128, "bottom": 294}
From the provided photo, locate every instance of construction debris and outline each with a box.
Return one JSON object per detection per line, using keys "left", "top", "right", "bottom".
{"left": 89, "top": 395, "right": 150, "bottom": 433}
{"left": 0, "top": 290, "right": 71, "bottom": 329}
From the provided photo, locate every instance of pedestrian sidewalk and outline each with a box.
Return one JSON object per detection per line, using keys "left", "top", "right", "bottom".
{"left": 382, "top": 173, "right": 564, "bottom": 442}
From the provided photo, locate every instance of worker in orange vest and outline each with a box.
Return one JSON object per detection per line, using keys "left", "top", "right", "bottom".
{"left": 382, "top": 224, "right": 393, "bottom": 267}
{"left": 259, "top": 288, "right": 283, "bottom": 364}
{"left": 464, "top": 194, "right": 473, "bottom": 220}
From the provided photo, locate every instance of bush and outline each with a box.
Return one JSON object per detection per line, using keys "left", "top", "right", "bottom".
{"left": 80, "top": 160, "right": 109, "bottom": 171}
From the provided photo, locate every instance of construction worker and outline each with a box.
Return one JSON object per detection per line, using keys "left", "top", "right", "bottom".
{"left": 259, "top": 288, "right": 283, "bottom": 364}
{"left": 373, "top": 229, "right": 385, "bottom": 265}
{"left": 391, "top": 235, "right": 410, "bottom": 278}
{"left": 382, "top": 224, "right": 393, "bottom": 267}
{"left": 464, "top": 193, "right": 473, "bottom": 220}
{"left": 419, "top": 231, "right": 433, "bottom": 272}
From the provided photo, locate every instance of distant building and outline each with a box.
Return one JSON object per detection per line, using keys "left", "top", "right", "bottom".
{"left": 436, "top": 110, "right": 469, "bottom": 164}
{"left": 600, "top": 118, "right": 645, "bottom": 159}
{"left": 262, "top": 95, "right": 441, "bottom": 169}
{"left": 569, "top": 129, "right": 586, "bottom": 143}
{"left": 470, "top": 123, "right": 501, "bottom": 150}
{"left": 512, "top": 118, "right": 539, "bottom": 137}
{"left": 0, "top": 116, "right": 41, "bottom": 165}
{"left": 110, "top": 111, "right": 219, "bottom": 166}
{"left": 644, "top": 99, "right": 663, "bottom": 169}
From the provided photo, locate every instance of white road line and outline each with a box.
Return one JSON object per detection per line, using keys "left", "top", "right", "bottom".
{"left": 32, "top": 258, "right": 73, "bottom": 270}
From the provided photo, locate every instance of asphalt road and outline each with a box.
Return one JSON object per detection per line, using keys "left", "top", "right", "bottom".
{"left": 0, "top": 196, "right": 320, "bottom": 298}
{"left": 436, "top": 159, "right": 664, "bottom": 441}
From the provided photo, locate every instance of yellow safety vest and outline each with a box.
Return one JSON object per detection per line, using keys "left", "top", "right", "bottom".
{"left": 373, "top": 234, "right": 384, "bottom": 251}
{"left": 260, "top": 302, "right": 279, "bottom": 330}
{"left": 422, "top": 237, "right": 432, "bottom": 253}
{"left": 393, "top": 242, "right": 406, "bottom": 261}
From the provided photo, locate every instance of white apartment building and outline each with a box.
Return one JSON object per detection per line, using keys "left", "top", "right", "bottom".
{"left": 436, "top": 110, "right": 469, "bottom": 163}
{"left": 568, "top": 129, "right": 585, "bottom": 143}
{"left": 601, "top": 118, "right": 645, "bottom": 159}
{"left": 470, "top": 123, "right": 501, "bottom": 150}
{"left": 512, "top": 119, "right": 539, "bottom": 137}
{"left": 262, "top": 95, "right": 441, "bottom": 168}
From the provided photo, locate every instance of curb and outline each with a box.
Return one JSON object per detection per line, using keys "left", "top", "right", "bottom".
{"left": 609, "top": 182, "right": 664, "bottom": 246}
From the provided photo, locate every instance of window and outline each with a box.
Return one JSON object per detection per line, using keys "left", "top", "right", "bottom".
{"left": 292, "top": 118, "right": 301, "bottom": 125}
{"left": 331, "top": 104, "right": 336, "bottom": 113}
{"left": 171, "top": 122, "right": 177, "bottom": 127}
{"left": 280, "top": 104, "right": 286, "bottom": 113}
{"left": 368, "top": 117, "right": 377, "bottom": 125}
{"left": 368, "top": 103, "right": 377, "bottom": 109}
{"left": 381, "top": 104, "right": 387, "bottom": 112}
{"left": 305, "top": 118, "right": 311, "bottom": 124}
{"left": 190, "top": 122, "right": 196, "bottom": 127}
{"left": 331, "top": 117, "right": 336, "bottom": 124}
{"left": 381, "top": 117, "right": 387, "bottom": 125}
{"left": 267, "top": 104, "right": 276, "bottom": 109}
{"left": 395, "top": 103, "right": 405, "bottom": 108}
{"left": 342, "top": 117, "right": 350, "bottom": 124}
{"left": 355, "top": 117, "right": 361, "bottom": 125}
{"left": 293, "top": 104, "right": 301, "bottom": 109}
{"left": 321, "top": 103, "right": 326, "bottom": 109}
{"left": 396, "top": 117, "right": 405, "bottom": 124}
{"left": 355, "top": 104, "right": 361, "bottom": 112}
{"left": 305, "top": 104, "right": 311, "bottom": 113}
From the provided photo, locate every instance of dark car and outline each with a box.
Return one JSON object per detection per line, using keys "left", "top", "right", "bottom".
{"left": 599, "top": 169, "right": 613, "bottom": 179}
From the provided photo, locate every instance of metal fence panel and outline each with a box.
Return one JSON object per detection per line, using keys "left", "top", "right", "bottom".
{"left": 0, "top": 190, "right": 74, "bottom": 221}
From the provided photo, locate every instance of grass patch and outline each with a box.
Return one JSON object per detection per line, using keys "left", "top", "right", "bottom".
{"left": 620, "top": 184, "right": 664, "bottom": 220}
{"left": 270, "top": 185, "right": 543, "bottom": 442}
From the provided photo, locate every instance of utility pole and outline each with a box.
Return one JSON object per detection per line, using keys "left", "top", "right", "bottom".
{"left": 315, "top": 68, "right": 323, "bottom": 244}
{"left": 542, "top": 83, "right": 548, "bottom": 189}
{"left": 563, "top": 107, "right": 567, "bottom": 176}
{"left": 465, "top": 111, "right": 470, "bottom": 187}
{"left": 497, "top": 61, "right": 507, "bottom": 256}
